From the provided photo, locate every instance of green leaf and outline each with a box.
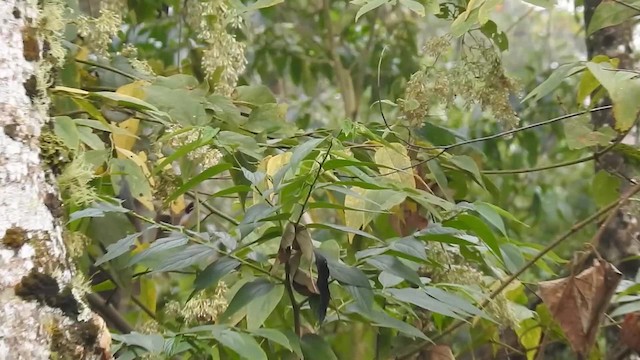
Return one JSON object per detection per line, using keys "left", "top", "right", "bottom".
{"left": 387, "top": 288, "right": 465, "bottom": 319}
{"left": 248, "top": 328, "right": 293, "bottom": 351}
{"left": 501, "top": 243, "right": 525, "bottom": 274}
{"left": 450, "top": 5, "right": 480, "bottom": 37}
{"left": 164, "top": 163, "right": 233, "bottom": 205}
{"left": 91, "top": 91, "right": 159, "bottom": 112}
{"left": 290, "top": 137, "right": 326, "bottom": 173}
{"left": 427, "top": 160, "right": 451, "bottom": 201}
{"left": 476, "top": 202, "right": 529, "bottom": 228}
{"left": 77, "top": 126, "right": 105, "bottom": 150}
{"left": 54, "top": 116, "right": 80, "bottom": 150}
{"left": 366, "top": 255, "right": 422, "bottom": 286}
{"left": 94, "top": 232, "right": 141, "bottom": 266}
{"left": 152, "top": 244, "right": 216, "bottom": 273}
{"left": 610, "top": 300, "right": 640, "bottom": 317}
{"left": 220, "top": 278, "right": 275, "bottom": 322}
{"left": 424, "top": 286, "right": 492, "bottom": 320}
{"left": 68, "top": 202, "right": 129, "bottom": 222}
{"left": 564, "top": 116, "right": 617, "bottom": 149}
{"left": 210, "top": 327, "right": 268, "bottom": 360}
{"left": 143, "top": 86, "right": 208, "bottom": 126}
{"left": 399, "top": 0, "right": 425, "bottom": 16}
{"left": 206, "top": 94, "right": 245, "bottom": 124}
{"left": 480, "top": 20, "right": 508, "bottom": 52}
{"left": 301, "top": 334, "right": 338, "bottom": 360}
{"left": 576, "top": 55, "right": 614, "bottom": 105}
{"left": 388, "top": 237, "right": 427, "bottom": 261}
{"left": 355, "top": 0, "right": 388, "bottom": 22}
{"left": 522, "top": 63, "right": 585, "bottom": 103}
{"left": 351, "top": 304, "right": 429, "bottom": 340}
{"left": 473, "top": 202, "right": 507, "bottom": 236}
{"left": 111, "top": 332, "right": 164, "bottom": 353}
{"left": 194, "top": 257, "right": 241, "bottom": 292}
{"left": 592, "top": 170, "right": 621, "bottom": 207}
{"left": 586, "top": 62, "right": 640, "bottom": 131}
{"left": 243, "top": 0, "right": 285, "bottom": 11}
{"left": 235, "top": 85, "right": 277, "bottom": 105}
{"left": 521, "top": 0, "right": 554, "bottom": 7}
{"left": 128, "top": 233, "right": 188, "bottom": 266}
{"left": 307, "top": 223, "right": 381, "bottom": 242}
{"left": 247, "top": 284, "right": 284, "bottom": 330}
{"left": 446, "top": 214, "right": 503, "bottom": 261}
{"left": 324, "top": 257, "right": 371, "bottom": 288}
{"left": 587, "top": 0, "right": 640, "bottom": 35}
{"left": 449, "top": 155, "right": 484, "bottom": 187}
{"left": 346, "top": 285, "right": 375, "bottom": 313}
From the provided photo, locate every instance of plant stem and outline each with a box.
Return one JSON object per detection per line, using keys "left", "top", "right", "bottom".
{"left": 285, "top": 261, "right": 302, "bottom": 337}
{"left": 396, "top": 182, "right": 640, "bottom": 359}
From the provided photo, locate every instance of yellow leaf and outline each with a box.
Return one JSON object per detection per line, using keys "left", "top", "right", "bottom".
{"left": 375, "top": 143, "right": 415, "bottom": 189}
{"left": 112, "top": 118, "right": 140, "bottom": 152}
{"left": 115, "top": 147, "right": 155, "bottom": 210}
{"left": 516, "top": 318, "right": 542, "bottom": 360}
{"left": 344, "top": 187, "right": 367, "bottom": 243}
{"left": 267, "top": 152, "right": 292, "bottom": 178}
{"left": 117, "top": 81, "right": 148, "bottom": 99}
{"left": 139, "top": 276, "right": 157, "bottom": 320}
{"left": 51, "top": 86, "right": 89, "bottom": 96}
{"left": 75, "top": 46, "right": 90, "bottom": 62}
{"left": 110, "top": 82, "right": 148, "bottom": 152}
{"left": 170, "top": 196, "right": 186, "bottom": 217}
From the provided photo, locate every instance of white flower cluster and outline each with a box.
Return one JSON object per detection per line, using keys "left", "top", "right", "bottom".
{"left": 186, "top": 0, "right": 247, "bottom": 95}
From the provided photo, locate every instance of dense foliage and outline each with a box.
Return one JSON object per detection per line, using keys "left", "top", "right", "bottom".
{"left": 40, "top": 0, "right": 640, "bottom": 358}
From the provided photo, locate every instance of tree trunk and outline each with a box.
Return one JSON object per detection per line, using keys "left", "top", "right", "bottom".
{"left": 0, "top": 1, "right": 111, "bottom": 359}
{"left": 584, "top": 2, "right": 640, "bottom": 359}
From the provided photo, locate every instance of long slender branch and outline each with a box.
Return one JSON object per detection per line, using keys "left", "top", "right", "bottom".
{"left": 431, "top": 105, "right": 613, "bottom": 151}
{"left": 285, "top": 261, "right": 302, "bottom": 337}
{"left": 186, "top": 191, "right": 240, "bottom": 226}
{"left": 481, "top": 154, "right": 596, "bottom": 174}
{"left": 573, "top": 181, "right": 640, "bottom": 270}
{"left": 86, "top": 293, "right": 133, "bottom": 333}
{"left": 481, "top": 136, "right": 622, "bottom": 175}
{"left": 75, "top": 58, "right": 140, "bottom": 80}
{"left": 397, "top": 182, "right": 640, "bottom": 359}
{"left": 295, "top": 137, "right": 334, "bottom": 225}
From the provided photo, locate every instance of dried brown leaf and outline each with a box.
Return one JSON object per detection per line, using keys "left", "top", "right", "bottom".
{"left": 538, "top": 259, "right": 621, "bottom": 355}
{"left": 427, "top": 345, "right": 455, "bottom": 360}
{"left": 621, "top": 312, "right": 640, "bottom": 352}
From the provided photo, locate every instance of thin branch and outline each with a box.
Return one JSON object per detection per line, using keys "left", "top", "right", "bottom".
{"left": 285, "top": 261, "right": 302, "bottom": 337}
{"left": 373, "top": 106, "right": 614, "bottom": 179}
{"left": 482, "top": 137, "right": 621, "bottom": 175}
{"left": 295, "top": 137, "right": 334, "bottom": 225}
{"left": 186, "top": 191, "right": 240, "bottom": 226}
{"left": 482, "top": 154, "right": 596, "bottom": 174}
{"left": 397, "top": 183, "right": 640, "bottom": 359}
{"left": 432, "top": 105, "right": 613, "bottom": 151}
{"left": 75, "top": 58, "right": 140, "bottom": 80}
{"left": 573, "top": 181, "right": 640, "bottom": 270}
{"left": 86, "top": 293, "right": 133, "bottom": 333}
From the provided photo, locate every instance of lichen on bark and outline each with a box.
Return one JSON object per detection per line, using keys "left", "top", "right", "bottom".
{"left": 0, "top": 1, "right": 110, "bottom": 359}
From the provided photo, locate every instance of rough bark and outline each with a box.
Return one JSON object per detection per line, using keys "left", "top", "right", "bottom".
{"left": 0, "top": 1, "right": 110, "bottom": 359}
{"left": 584, "top": 2, "right": 640, "bottom": 359}
{"left": 583, "top": 0, "right": 640, "bottom": 281}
